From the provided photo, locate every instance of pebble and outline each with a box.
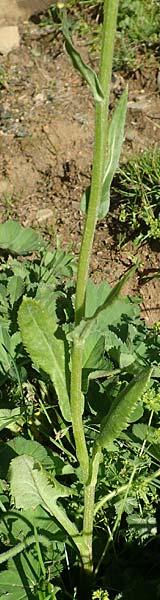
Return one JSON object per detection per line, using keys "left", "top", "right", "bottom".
{"left": 36, "top": 208, "right": 55, "bottom": 224}
{"left": 0, "top": 26, "right": 20, "bottom": 55}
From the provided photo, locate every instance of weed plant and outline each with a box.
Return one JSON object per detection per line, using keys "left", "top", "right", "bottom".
{"left": 40, "top": 0, "right": 160, "bottom": 71}
{"left": 114, "top": 148, "right": 160, "bottom": 245}
{"left": 0, "top": 2, "right": 159, "bottom": 600}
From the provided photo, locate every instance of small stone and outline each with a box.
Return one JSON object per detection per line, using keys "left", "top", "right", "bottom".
{"left": 34, "top": 93, "right": 45, "bottom": 105}
{"left": 125, "top": 128, "right": 135, "bottom": 142}
{"left": 0, "top": 26, "right": 20, "bottom": 55}
{"left": 36, "top": 208, "right": 55, "bottom": 224}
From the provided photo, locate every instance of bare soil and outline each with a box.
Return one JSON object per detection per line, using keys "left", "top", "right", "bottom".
{"left": 0, "top": 13, "right": 160, "bottom": 325}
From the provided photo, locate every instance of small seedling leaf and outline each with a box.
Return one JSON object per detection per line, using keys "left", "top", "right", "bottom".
{"left": 62, "top": 12, "right": 104, "bottom": 103}
{"left": 18, "top": 298, "right": 71, "bottom": 422}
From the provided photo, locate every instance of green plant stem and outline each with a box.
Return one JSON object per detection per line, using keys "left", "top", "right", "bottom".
{"left": 0, "top": 534, "right": 50, "bottom": 565}
{"left": 83, "top": 449, "right": 102, "bottom": 568}
{"left": 70, "top": 0, "right": 120, "bottom": 499}
{"left": 78, "top": 448, "right": 102, "bottom": 598}
{"left": 75, "top": 0, "right": 120, "bottom": 325}
{"left": 70, "top": 338, "right": 90, "bottom": 484}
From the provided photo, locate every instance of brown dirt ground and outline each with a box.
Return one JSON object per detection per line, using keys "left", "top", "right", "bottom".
{"left": 0, "top": 13, "right": 160, "bottom": 326}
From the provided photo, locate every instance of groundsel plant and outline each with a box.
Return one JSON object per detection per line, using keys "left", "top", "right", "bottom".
{"left": 0, "top": 1, "right": 154, "bottom": 599}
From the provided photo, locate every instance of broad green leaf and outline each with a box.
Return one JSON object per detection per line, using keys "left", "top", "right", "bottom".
{"left": 7, "top": 275, "right": 25, "bottom": 306}
{"left": 126, "top": 514, "right": 157, "bottom": 540}
{"left": 85, "top": 280, "right": 111, "bottom": 318}
{"left": 127, "top": 402, "right": 144, "bottom": 422}
{"left": 82, "top": 332, "right": 106, "bottom": 391}
{"left": 8, "top": 436, "right": 74, "bottom": 475}
{"left": 133, "top": 423, "right": 156, "bottom": 442}
{"left": 18, "top": 298, "right": 71, "bottom": 421}
{"left": 97, "top": 367, "right": 152, "bottom": 449}
{"left": 0, "top": 408, "right": 23, "bottom": 432}
{"left": 11, "top": 505, "right": 61, "bottom": 541}
{"left": 81, "top": 89, "right": 128, "bottom": 217}
{"left": 62, "top": 12, "right": 104, "bottom": 103}
{"left": 9, "top": 455, "right": 71, "bottom": 509}
{"left": 0, "top": 566, "right": 32, "bottom": 600}
{"left": 0, "top": 220, "right": 42, "bottom": 255}
{"left": 72, "top": 266, "right": 138, "bottom": 342}
{"left": 98, "top": 88, "right": 128, "bottom": 219}
{"left": 9, "top": 455, "right": 79, "bottom": 542}
{"left": 82, "top": 332, "right": 105, "bottom": 369}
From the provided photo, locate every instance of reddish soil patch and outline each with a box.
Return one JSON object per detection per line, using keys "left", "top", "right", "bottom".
{"left": 0, "top": 16, "right": 159, "bottom": 325}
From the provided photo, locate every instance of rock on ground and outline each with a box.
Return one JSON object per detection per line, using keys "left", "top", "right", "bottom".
{"left": 0, "top": 0, "right": 52, "bottom": 25}
{"left": 0, "top": 26, "right": 20, "bottom": 55}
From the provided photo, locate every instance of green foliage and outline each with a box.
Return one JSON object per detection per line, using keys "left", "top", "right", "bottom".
{"left": 61, "top": 10, "right": 104, "bottom": 103}
{"left": 40, "top": 0, "right": 160, "bottom": 71}
{"left": 18, "top": 299, "right": 71, "bottom": 422}
{"left": 114, "top": 148, "right": 160, "bottom": 245}
{"left": 81, "top": 88, "right": 128, "bottom": 219}
{"left": 0, "top": 219, "right": 42, "bottom": 255}
{"left": 97, "top": 367, "right": 152, "bottom": 449}
{"left": 0, "top": 1, "right": 160, "bottom": 599}
{"left": 0, "top": 220, "right": 159, "bottom": 597}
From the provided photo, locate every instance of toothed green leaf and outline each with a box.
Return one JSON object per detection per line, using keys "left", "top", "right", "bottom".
{"left": 18, "top": 298, "right": 71, "bottom": 421}
{"left": 97, "top": 367, "right": 152, "bottom": 449}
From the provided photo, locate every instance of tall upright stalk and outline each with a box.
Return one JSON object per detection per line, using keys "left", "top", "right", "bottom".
{"left": 75, "top": 0, "right": 120, "bottom": 325}
{"left": 70, "top": 0, "right": 120, "bottom": 594}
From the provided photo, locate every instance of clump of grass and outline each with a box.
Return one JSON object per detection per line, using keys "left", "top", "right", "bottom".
{"left": 114, "top": 148, "right": 160, "bottom": 245}
{"left": 114, "top": 0, "right": 160, "bottom": 70}
{"left": 40, "top": 0, "right": 160, "bottom": 71}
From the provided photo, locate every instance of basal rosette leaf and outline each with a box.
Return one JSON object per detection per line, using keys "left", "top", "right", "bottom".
{"left": 9, "top": 455, "right": 70, "bottom": 510}
{"left": 0, "top": 219, "right": 42, "bottom": 255}
{"left": 18, "top": 298, "right": 71, "bottom": 421}
{"left": 97, "top": 366, "right": 152, "bottom": 449}
{"left": 0, "top": 565, "right": 31, "bottom": 600}
{"left": 9, "top": 455, "right": 81, "bottom": 548}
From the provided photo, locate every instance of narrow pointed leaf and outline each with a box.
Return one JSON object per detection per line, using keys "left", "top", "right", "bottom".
{"left": 62, "top": 12, "right": 104, "bottom": 103}
{"left": 80, "top": 89, "right": 128, "bottom": 216}
{"left": 97, "top": 366, "right": 152, "bottom": 449}
{"left": 98, "top": 87, "right": 128, "bottom": 219}
{"left": 18, "top": 298, "right": 71, "bottom": 421}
